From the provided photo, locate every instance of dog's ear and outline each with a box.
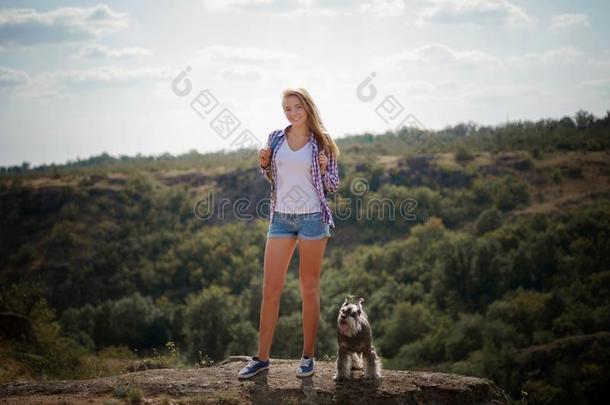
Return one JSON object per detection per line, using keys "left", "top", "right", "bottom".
{"left": 357, "top": 297, "right": 364, "bottom": 309}
{"left": 342, "top": 297, "right": 349, "bottom": 307}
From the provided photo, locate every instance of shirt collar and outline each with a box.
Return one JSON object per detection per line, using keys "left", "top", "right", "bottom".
{"left": 281, "top": 124, "right": 314, "bottom": 142}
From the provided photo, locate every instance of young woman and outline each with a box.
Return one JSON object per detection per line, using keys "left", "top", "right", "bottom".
{"left": 238, "top": 88, "right": 340, "bottom": 379}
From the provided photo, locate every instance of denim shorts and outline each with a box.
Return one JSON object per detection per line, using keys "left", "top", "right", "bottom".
{"left": 267, "top": 211, "right": 331, "bottom": 240}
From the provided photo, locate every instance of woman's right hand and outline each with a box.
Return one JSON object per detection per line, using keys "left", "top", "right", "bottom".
{"left": 259, "top": 146, "right": 272, "bottom": 169}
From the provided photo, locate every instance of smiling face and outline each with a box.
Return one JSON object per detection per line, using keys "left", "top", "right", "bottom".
{"left": 283, "top": 94, "right": 308, "bottom": 127}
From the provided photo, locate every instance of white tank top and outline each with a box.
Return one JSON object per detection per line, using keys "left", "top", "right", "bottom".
{"left": 274, "top": 138, "right": 321, "bottom": 214}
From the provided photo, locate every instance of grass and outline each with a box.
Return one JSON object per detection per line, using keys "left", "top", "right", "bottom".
{"left": 112, "top": 383, "right": 143, "bottom": 404}
{"left": 175, "top": 391, "right": 243, "bottom": 404}
{"left": 127, "top": 386, "right": 143, "bottom": 405}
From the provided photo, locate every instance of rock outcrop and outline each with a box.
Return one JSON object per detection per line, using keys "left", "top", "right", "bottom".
{"left": 0, "top": 356, "right": 510, "bottom": 404}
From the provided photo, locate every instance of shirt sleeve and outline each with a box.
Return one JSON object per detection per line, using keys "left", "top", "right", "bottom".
{"left": 260, "top": 131, "right": 275, "bottom": 183}
{"left": 321, "top": 152, "right": 339, "bottom": 193}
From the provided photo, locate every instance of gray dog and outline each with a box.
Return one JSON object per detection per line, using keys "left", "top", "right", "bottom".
{"left": 333, "top": 297, "right": 382, "bottom": 380}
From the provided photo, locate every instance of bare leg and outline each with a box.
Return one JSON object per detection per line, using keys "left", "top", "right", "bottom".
{"left": 256, "top": 237, "right": 298, "bottom": 361}
{"left": 298, "top": 237, "right": 328, "bottom": 358}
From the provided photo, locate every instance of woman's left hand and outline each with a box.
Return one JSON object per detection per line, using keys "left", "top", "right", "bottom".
{"left": 318, "top": 152, "right": 328, "bottom": 174}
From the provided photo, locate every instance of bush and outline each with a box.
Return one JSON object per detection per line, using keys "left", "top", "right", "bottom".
{"left": 475, "top": 208, "right": 503, "bottom": 235}
{"left": 494, "top": 175, "right": 530, "bottom": 211}
{"left": 455, "top": 145, "right": 474, "bottom": 162}
{"left": 1, "top": 282, "right": 88, "bottom": 379}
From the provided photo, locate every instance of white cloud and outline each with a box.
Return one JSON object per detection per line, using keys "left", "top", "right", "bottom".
{"left": 399, "top": 79, "right": 459, "bottom": 94}
{"left": 192, "top": 45, "right": 299, "bottom": 66}
{"left": 0, "top": 66, "right": 30, "bottom": 88}
{"left": 201, "top": 0, "right": 406, "bottom": 17}
{"left": 76, "top": 44, "right": 153, "bottom": 59}
{"left": 6, "top": 65, "right": 174, "bottom": 98}
{"left": 376, "top": 43, "right": 501, "bottom": 71}
{"left": 385, "top": 79, "right": 544, "bottom": 105}
{"left": 508, "top": 46, "right": 610, "bottom": 69}
{"left": 356, "top": 0, "right": 406, "bottom": 17}
{"left": 417, "top": 0, "right": 530, "bottom": 26}
{"left": 577, "top": 78, "right": 610, "bottom": 99}
{"left": 465, "top": 83, "right": 546, "bottom": 101}
{"left": 218, "top": 65, "right": 263, "bottom": 82}
{"left": 509, "top": 46, "right": 582, "bottom": 67}
{"left": 202, "top": 0, "right": 309, "bottom": 14}
{"left": 549, "top": 13, "right": 590, "bottom": 31}
{"left": 0, "top": 4, "right": 128, "bottom": 46}
{"left": 48, "top": 65, "right": 173, "bottom": 88}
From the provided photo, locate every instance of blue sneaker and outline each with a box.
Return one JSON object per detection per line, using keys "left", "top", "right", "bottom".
{"left": 296, "top": 356, "right": 315, "bottom": 377}
{"left": 238, "top": 356, "right": 270, "bottom": 379}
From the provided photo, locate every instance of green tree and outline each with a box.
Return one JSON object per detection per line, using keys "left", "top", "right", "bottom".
{"left": 183, "top": 285, "right": 238, "bottom": 361}
{"left": 379, "top": 303, "right": 433, "bottom": 358}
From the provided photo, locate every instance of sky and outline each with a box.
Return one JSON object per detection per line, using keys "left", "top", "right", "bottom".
{"left": 0, "top": 0, "right": 609, "bottom": 167}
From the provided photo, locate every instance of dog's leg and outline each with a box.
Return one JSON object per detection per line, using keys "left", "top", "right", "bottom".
{"left": 363, "top": 346, "right": 383, "bottom": 380}
{"left": 351, "top": 352, "right": 363, "bottom": 370}
{"left": 333, "top": 348, "right": 351, "bottom": 381}
{"left": 372, "top": 346, "right": 383, "bottom": 379}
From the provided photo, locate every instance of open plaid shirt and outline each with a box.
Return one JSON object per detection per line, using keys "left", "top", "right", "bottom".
{"left": 260, "top": 125, "right": 340, "bottom": 228}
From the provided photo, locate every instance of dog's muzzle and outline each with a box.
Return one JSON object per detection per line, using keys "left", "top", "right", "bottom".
{"left": 338, "top": 318, "right": 352, "bottom": 335}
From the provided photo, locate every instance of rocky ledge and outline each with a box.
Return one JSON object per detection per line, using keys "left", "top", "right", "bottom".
{"left": 0, "top": 356, "right": 511, "bottom": 404}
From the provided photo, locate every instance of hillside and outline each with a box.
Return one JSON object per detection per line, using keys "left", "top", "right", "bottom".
{"left": 1, "top": 111, "right": 609, "bottom": 404}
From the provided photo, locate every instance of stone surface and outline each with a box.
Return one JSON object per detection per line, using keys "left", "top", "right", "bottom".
{"left": 0, "top": 356, "right": 511, "bottom": 404}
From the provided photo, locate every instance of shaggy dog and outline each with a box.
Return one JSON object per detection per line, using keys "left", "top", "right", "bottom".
{"left": 333, "top": 297, "right": 382, "bottom": 380}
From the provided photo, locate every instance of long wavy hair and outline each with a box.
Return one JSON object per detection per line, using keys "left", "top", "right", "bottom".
{"left": 281, "top": 88, "right": 340, "bottom": 158}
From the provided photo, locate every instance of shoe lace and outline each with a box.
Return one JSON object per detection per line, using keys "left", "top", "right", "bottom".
{"left": 247, "top": 358, "right": 260, "bottom": 368}
{"left": 299, "top": 357, "right": 312, "bottom": 368}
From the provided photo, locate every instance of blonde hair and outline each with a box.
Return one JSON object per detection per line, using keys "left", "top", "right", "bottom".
{"left": 282, "top": 88, "right": 340, "bottom": 158}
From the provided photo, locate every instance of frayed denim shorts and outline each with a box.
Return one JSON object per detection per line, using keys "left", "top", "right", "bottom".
{"left": 267, "top": 211, "right": 331, "bottom": 240}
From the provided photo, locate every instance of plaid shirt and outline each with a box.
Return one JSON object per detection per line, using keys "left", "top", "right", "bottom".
{"left": 260, "top": 125, "right": 340, "bottom": 228}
